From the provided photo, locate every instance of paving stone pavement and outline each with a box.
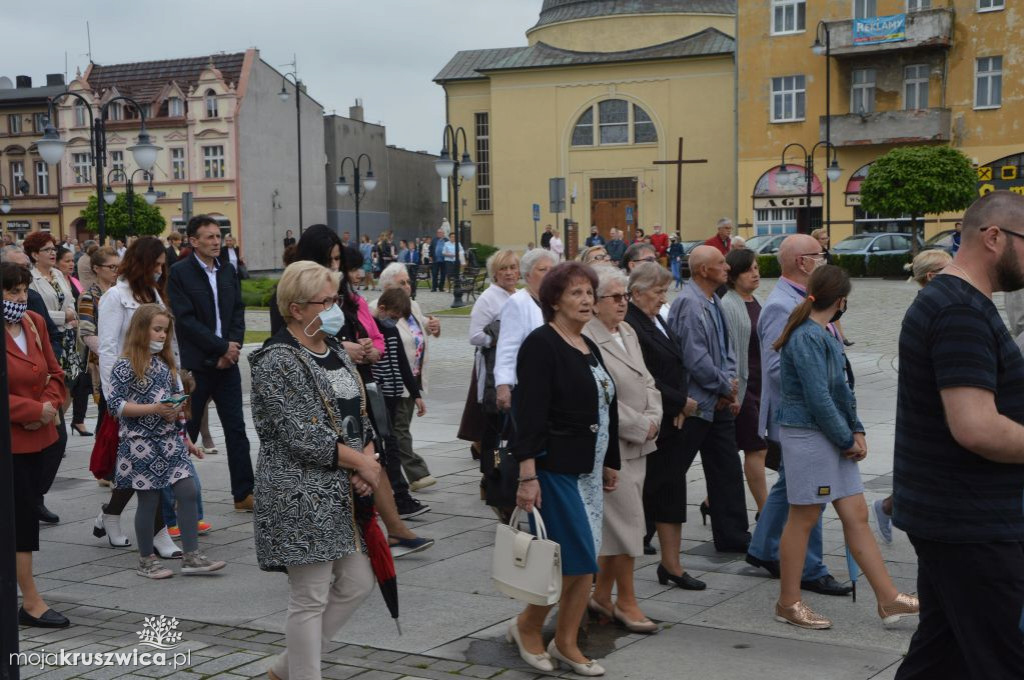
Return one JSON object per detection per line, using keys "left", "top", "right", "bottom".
{"left": 16, "top": 280, "right": 1015, "bottom": 679}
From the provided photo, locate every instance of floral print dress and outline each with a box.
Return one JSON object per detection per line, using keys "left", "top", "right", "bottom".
{"left": 577, "top": 357, "right": 615, "bottom": 557}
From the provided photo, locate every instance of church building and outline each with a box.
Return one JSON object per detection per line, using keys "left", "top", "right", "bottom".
{"left": 435, "top": 0, "right": 737, "bottom": 250}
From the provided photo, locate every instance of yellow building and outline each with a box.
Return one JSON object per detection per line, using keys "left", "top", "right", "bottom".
{"left": 738, "top": 0, "right": 1023, "bottom": 243}
{"left": 435, "top": 0, "right": 738, "bottom": 250}
{"left": 0, "top": 75, "right": 66, "bottom": 240}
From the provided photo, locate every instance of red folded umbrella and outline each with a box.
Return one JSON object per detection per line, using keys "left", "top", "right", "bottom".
{"left": 355, "top": 497, "right": 400, "bottom": 634}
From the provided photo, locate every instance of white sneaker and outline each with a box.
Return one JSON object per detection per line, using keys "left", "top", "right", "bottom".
{"left": 409, "top": 475, "right": 436, "bottom": 492}
{"left": 153, "top": 527, "right": 183, "bottom": 559}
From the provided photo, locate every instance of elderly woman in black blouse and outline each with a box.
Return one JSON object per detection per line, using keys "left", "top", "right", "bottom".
{"left": 509, "top": 261, "right": 619, "bottom": 677}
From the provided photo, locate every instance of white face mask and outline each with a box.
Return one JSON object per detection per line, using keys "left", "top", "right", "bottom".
{"left": 149, "top": 340, "right": 165, "bottom": 354}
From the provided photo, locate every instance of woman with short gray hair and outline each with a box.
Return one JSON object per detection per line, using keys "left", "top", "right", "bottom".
{"left": 493, "top": 248, "right": 558, "bottom": 412}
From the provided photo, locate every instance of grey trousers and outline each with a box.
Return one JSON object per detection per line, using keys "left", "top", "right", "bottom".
{"left": 393, "top": 396, "right": 431, "bottom": 483}
{"left": 270, "top": 553, "right": 374, "bottom": 680}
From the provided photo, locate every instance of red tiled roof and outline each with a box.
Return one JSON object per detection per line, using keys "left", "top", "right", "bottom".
{"left": 86, "top": 52, "right": 246, "bottom": 103}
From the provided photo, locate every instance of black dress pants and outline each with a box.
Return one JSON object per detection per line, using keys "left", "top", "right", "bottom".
{"left": 678, "top": 410, "right": 750, "bottom": 551}
{"left": 896, "top": 535, "right": 1024, "bottom": 680}
{"left": 186, "top": 364, "right": 254, "bottom": 502}
{"left": 71, "top": 371, "right": 93, "bottom": 425}
{"left": 39, "top": 411, "right": 66, "bottom": 497}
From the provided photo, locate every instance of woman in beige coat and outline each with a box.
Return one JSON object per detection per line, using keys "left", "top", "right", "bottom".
{"left": 583, "top": 267, "right": 662, "bottom": 634}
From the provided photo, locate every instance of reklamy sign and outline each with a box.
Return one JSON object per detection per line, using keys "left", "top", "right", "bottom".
{"left": 853, "top": 13, "right": 906, "bottom": 45}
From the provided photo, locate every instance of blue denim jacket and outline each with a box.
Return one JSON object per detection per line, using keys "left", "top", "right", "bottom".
{"left": 777, "top": 320, "right": 863, "bottom": 450}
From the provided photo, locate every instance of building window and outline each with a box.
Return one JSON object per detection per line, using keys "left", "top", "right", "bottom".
{"left": 975, "top": 56, "right": 1003, "bottom": 108}
{"left": 7, "top": 114, "right": 22, "bottom": 135}
{"left": 171, "top": 148, "right": 186, "bottom": 180}
{"left": 772, "top": 0, "right": 805, "bottom": 34}
{"left": 33, "top": 113, "right": 47, "bottom": 132}
{"left": 572, "top": 108, "right": 594, "bottom": 146}
{"left": 72, "top": 152, "right": 92, "bottom": 184}
{"left": 205, "top": 90, "right": 218, "bottom": 118}
{"left": 75, "top": 102, "right": 88, "bottom": 127}
{"left": 854, "top": 0, "right": 877, "bottom": 18}
{"left": 168, "top": 97, "right": 184, "bottom": 117}
{"left": 38, "top": 222, "right": 50, "bottom": 232}
{"left": 904, "top": 64, "right": 929, "bottom": 109}
{"left": 907, "top": 0, "right": 931, "bottom": 10}
{"left": 633, "top": 105, "right": 657, "bottom": 143}
{"left": 978, "top": 0, "right": 1004, "bottom": 11}
{"left": 851, "top": 68, "right": 876, "bottom": 114}
{"left": 598, "top": 100, "right": 628, "bottom": 145}
{"left": 474, "top": 113, "right": 491, "bottom": 212}
{"left": 10, "top": 162, "right": 25, "bottom": 194}
{"left": 755, "top": 208, "right": 798, "bottom": 236}
{"left": 203, "top": 145, "right": 225, "bottom": 178}
{"left": 771, "top": 75, "right": 806, "bottom": 122}
{"left": 107, "top": 102, "right": 123, "bottom": 121}
{"left": 34, "top": 161, "right": 48, "bottom": 195}
{"left": 572, "top": 100, "right": 657, "bottom": 146}
{"left": 110, "top": 150, "right": 124, "bottom": 176}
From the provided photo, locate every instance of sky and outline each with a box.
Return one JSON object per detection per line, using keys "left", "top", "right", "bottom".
{"left": 0, "top": 0, "right": 544, "bottom": 153}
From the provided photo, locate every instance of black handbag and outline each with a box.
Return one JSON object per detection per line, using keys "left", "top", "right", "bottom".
{"left": 482, "top": 415, "right": 519, "bottom": 509}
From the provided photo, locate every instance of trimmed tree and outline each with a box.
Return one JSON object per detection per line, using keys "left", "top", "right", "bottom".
{"left": 859, "top": 145, "right": 976, "bottom": 255}
{"left": 81, "top": 192, "right": 166, "bottom": 241}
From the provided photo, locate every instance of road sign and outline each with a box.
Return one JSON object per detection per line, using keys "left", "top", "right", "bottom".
{"left": 626, "top": 205, "right": 634, "bottom": 224}
{"left": 549, "top": 178, "right": 566, "bottom": 214}
{"left": 532, "top": 203, "right": 540, "bottom": 221}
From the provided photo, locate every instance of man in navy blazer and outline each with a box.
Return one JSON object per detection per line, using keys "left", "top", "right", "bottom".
{"left": 745, "top": 233, "right": 851, "bottom": 596}
{"left": 168, "top": 215, "right": 254, "bottom": 511}
{"left": 667, "top": 245, "right": 750, "bottom": 552}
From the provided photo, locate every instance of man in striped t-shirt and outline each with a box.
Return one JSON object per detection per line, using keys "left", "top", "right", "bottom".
{"left": 893, "top": 191, "right": 1024, "bottom": 679}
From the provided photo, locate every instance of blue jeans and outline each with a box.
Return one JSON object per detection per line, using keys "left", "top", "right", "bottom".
{"left": 670, "top": 259, "right": 681, "bottom": 285}
{"left": 161, "top": 468, "right": 205, "bottom": 527}
{"left": 748, "top": 454, "right": 829, "bottom": 581}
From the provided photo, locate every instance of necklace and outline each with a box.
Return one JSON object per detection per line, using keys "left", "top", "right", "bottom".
{"left": 945, "top": 264, "right": 981, "bottom": 291}
{"left": 551, "top": 320, "right": 587, "bottom": 353}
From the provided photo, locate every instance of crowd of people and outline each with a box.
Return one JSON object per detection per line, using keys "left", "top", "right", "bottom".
{"left": 5, "top": 191, "right": 1024, "bottom": 678}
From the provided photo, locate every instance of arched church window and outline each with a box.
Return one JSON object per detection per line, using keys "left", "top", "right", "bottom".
{"left": 571, "top": 99, "right": 658, "bottom": 147}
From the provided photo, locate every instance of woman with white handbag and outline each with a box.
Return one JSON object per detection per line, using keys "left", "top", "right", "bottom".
{"left": 505, "top": 261, "right": 620, "bottom": 677}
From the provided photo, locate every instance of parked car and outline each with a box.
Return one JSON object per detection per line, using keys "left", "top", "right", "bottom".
{"left": 678, "top": 240, "right": 704, "bottom": 278}
{"left": 921, "top": 229, "right": 958, "bottom": 253}
{"left": 745, "top": 233, "right": 790, "bottom": 255}
{"left": 831, "top": 232, "right": 923, "bottom": 262}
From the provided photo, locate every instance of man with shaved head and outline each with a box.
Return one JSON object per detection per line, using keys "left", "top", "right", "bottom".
{"left": 744, "top": 233, "right": 852, "bottom": 596}
{"left": 893, "top": 191, "right": 1024, "bottom": 677}
{"left": 667, "top": 245, "right": 750, "bottom": 552}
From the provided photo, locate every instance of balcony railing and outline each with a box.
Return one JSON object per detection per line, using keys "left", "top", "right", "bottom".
{"left": 825, "top": 8, "right": 953, "bottom": 57}
{"left": 820, "top": 108, "right": 951, "bottom": 147}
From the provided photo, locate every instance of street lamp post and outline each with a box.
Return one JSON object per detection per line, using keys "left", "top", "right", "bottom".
{"left": 433, "top": 125, "right": 476, "bottom": 308}
{"left": 277, "top": 58, "right": 304, "bottom": 234}
{"left": 104, "top": 168, "right": 158, "bottom": 236}
{"left": 335, "top": 154, "right": 377, "bottom": 243}
{"left": 779, "top": 141, "right": 842, "bottom": 234}
{"left": 812, "top": 21, "right": 834, "bottom": 238}
{"left": 0, "top": 179, "right": 30, "bottom": 215}
{"left": 35, "top": 92, "right": 161, "bottom": 245}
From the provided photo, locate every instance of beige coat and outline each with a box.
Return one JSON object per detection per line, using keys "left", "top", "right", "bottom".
{"left": 584, "top": 318, "right": 662, "bottom": 461}
{"left": 29, "top": 266, "right": 75, "bottom": 331}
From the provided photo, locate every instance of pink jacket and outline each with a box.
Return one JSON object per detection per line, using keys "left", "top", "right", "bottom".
{"left": 354, "top": 294, "right": 386, "bottom": 354}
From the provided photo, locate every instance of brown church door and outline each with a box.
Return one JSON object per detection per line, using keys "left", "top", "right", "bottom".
{"left": 591, "top": 178, "right": 638, "bottom": 241}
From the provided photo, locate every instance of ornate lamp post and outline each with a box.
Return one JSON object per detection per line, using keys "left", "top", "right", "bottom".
{"left": 104, "top": 168, "right": 157, "bottom": 236}
{"left": 779, "top": 142, "right": 842, "bottom": 235}
{"left": 277, "top": 57, "right": 305, "bottom": 234}
{"left": 35, "top": 92, "right": 161, "bottom": 245}
{"left": 812, "top": 20, "right": 835, "bottom": 238}
{"left": 335, "top": 154, "right": 377, "bottom": 243}
{"left": 0, "top": 179, "right": 30, "bottom": 215}
{"left": 434, "top": 125, "right": 475, "bottom": 308}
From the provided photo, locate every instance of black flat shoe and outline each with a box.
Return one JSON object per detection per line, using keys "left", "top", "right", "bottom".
{"left": 802, "top": 574, "right": 853, "bottom": 597}
{"left": 656, "top": 564, "right": 706, "bottom": 590}
{"left": 643, "top": 541, "right": 657, "bottom": 556}
{"left": 745, "top": 553, "right": 780, "bottom": 578}
{"left": 71, "top": 424, "right": 94, "bottom": 436}
{"left": 37, "top": 504, "right": 59, "bottom": 524}
{"left": 843, "top": 338, "right": 855, "bottom": 347}
{"left": 19, "top": 606, "right": 70, "bottom": 628}
{"left": 699, "top": 501, "right": 711, "bottom": 525}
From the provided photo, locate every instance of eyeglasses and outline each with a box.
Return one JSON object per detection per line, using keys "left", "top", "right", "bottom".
{"left": 38, "top": 247, "right": 57, "bottom": 253}
{"left": 636, "top": 256, "right": 657, "bottom": 263}
{"left": 589, "top": 253, "right": 609, "bottom": 262}
{"left": 800, "top": 252, "right": 827, "bottom": 259}
{"left": 303, "top": 296, "right": 340, "bottom": 310}
{"left": 983, "top": 226, "right": 1024, "bottom": 242}
{"left": 599, "top": 293, "right": 631, "bottom": 304}
{"left": 95, "top": 264, "right": 119, "bottom": 271}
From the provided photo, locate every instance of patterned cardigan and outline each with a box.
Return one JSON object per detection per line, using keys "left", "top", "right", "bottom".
{"left": 249, "top": 336, "right": 373, "bottom": 572}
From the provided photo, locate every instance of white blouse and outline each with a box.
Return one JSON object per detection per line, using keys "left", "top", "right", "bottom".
{"left": 469, "top": 284, "right": 513, "bottom": 349}
{"left": 493, "top": 288, "right": 545, "bottom": 388}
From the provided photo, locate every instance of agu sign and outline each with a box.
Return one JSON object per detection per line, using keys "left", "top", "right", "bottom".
{"left": 853, "top": 14, "right": 906, "bottom": 45}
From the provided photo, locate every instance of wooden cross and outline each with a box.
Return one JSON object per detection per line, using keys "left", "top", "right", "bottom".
{"left": 653, "top": 138, "right": 708, "bottom": 234}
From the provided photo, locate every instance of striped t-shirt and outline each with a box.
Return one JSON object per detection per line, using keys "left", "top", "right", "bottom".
{"left": 893, "top": 274, "right": 1024, "bottom": 542}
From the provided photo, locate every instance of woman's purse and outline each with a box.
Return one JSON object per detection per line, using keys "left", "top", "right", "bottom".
{"left": 492, "top": 507, "right": 562, "bottom": 606}
{"left": 89, "top": 413, "right": 119, "bottom": 480}
{"left": 482, "top": 415, "right": 518, "bottom": 509}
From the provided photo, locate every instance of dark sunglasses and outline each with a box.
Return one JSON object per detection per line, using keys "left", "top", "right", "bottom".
{"left": 599, "top": 293, "right": 632, "bottom": 304}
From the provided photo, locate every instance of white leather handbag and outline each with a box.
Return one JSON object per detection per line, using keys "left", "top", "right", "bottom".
{"left": 492, "top": 508, "right": 562, "bottom": 606}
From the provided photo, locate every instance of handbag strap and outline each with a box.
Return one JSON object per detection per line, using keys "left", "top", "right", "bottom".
{"left": 508, "top": 507, "right": 548, "bottom": 541}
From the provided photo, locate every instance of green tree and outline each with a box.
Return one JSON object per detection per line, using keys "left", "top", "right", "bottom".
{"left": 860, "top": 146, "right": 976, "bottom": 255}
{"left": 81, "top": 192, "right": 166, "bottom": 241}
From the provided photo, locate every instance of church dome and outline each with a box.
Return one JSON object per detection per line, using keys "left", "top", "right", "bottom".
{"left": 534, "top": 0, "right": 736, "bottom": 29}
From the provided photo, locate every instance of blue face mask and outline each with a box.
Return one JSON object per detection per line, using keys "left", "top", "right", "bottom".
{"left": 305, "top": 303, "right": 344, "bottom": 337}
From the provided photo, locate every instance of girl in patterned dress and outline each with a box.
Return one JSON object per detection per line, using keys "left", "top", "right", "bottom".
{"left": 107, "top": 304, "right": 225, "bottom": 579}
